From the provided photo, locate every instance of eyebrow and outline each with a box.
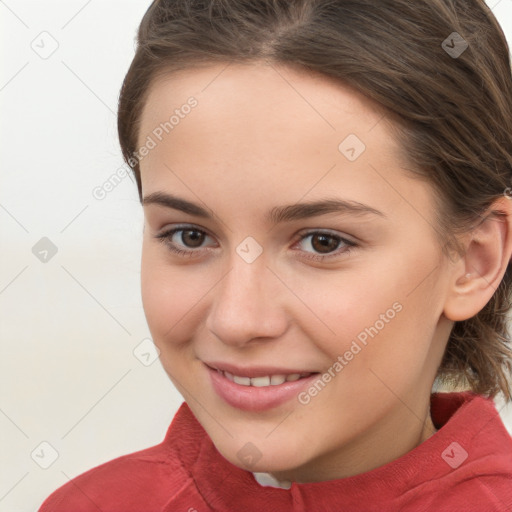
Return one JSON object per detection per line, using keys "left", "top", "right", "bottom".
{"left": 142, "top": 191, "right": 385, "bottom": 224}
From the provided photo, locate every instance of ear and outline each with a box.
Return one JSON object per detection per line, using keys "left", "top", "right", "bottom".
{"left": 443, "top": 196, "right": 512, "bottom": 322}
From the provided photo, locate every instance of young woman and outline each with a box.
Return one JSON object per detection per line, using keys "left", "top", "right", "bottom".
{"left": 40, "top": 0, "right": 512, "bottom": 510}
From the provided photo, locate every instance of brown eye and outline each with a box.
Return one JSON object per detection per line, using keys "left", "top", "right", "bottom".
{"left": 155, "top": 226, "right": 215, "bottom": 257}
{"left": 180, "top": 229, "right": 205, "bottom": 248}
{"left": 310, "top": 234, "right": 340, "bottom": 254}
{"left": 295, "top": 230, "right": 357, "bottom": 262}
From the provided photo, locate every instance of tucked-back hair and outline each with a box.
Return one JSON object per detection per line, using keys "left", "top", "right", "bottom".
{"left": 118, "top": 0, "right": 512, "bottom": 400}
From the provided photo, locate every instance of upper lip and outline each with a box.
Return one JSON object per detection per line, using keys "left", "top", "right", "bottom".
{"left": 204, "top": 361, "right": 319, "bottom": 378}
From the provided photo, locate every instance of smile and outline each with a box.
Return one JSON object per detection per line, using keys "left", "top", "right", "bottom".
{"left": 205, "top": 363, "right": 320, "bottom": 411}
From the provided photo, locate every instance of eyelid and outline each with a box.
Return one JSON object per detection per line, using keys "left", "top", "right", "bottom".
{"left": 294, "top": 227, "right": 357, "bottom": 244}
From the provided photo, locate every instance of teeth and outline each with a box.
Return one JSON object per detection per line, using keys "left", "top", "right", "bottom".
{"left": 223, "top": 371, "right": 311, "bottom": 387}
{"left": 270, "top": 375, "right": 286, "bottom": 385}
{"left": 233, "top": 375, "right": 251, "bottom": 386}
{"left": 251, "top": 376, "right": 271, "bottom": 387}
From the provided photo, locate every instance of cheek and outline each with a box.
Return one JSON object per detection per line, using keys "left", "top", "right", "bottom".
{"left": 140, "top": 242, "right": 202, "bottom": 346}
{"left": 287, "top": 263, "right": 401, "bottom": 355}
{"left": 298, "top": 250, "right": 441, "bottom": 373}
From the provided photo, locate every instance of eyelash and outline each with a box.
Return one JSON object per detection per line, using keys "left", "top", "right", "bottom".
{"left": 155, "top": 225, "right": 357, "bottom": 262}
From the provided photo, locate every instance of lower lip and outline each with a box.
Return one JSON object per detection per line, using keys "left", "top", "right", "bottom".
{"left": 207, "top": 365, "right": 319, "bottom": 411}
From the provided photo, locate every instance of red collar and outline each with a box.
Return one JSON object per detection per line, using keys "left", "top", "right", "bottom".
{"left": 164, "top": 392, "right": 504, "bottom": 510}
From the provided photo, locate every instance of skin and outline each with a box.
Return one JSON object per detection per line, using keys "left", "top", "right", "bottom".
{"left": 137, "top": 61, "right": 512, "bottom": 483}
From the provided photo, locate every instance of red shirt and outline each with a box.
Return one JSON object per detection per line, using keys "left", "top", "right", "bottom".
{"left": 39, "top": 392, "right": 512, "bottom": 511}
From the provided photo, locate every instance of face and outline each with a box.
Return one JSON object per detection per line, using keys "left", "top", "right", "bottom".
{"left": 138, "top": 61, "right": 455, "bottom": 482}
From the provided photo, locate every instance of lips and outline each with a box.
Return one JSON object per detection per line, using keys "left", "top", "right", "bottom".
{"left": 205, "top": 362, "right": 320, "bottom": 411}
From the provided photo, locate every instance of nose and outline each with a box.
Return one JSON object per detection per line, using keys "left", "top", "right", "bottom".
{"left": 206, "top": 253, "right": 288, "bottom": 347}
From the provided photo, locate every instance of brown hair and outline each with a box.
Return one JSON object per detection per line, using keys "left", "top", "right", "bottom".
{"left": 117, "top": 0, "right": 512, "bottom": 400}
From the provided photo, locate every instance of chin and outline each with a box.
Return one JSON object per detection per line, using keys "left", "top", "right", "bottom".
{"left": 214, "top": 437, "right": 311, "bottom": 475}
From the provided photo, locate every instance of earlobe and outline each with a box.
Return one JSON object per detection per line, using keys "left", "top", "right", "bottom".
{"left": 443, "top": 196, "right": 512, "bottom": 322}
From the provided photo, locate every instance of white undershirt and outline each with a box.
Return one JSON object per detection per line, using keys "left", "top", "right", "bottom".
{"left": 252, "top": 472, "right": 292, "bottom": 489}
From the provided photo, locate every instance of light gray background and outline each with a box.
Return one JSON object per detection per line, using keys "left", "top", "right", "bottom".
{"left": 1, "top": 1, "right": 512, "bottom": 510}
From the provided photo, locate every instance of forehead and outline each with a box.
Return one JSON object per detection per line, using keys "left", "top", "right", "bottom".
{"left": 139, "top": 61, "right": 391, "bottom": 147}
{"left": 137, "top": 62, "right": 434, "bottom": 228}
